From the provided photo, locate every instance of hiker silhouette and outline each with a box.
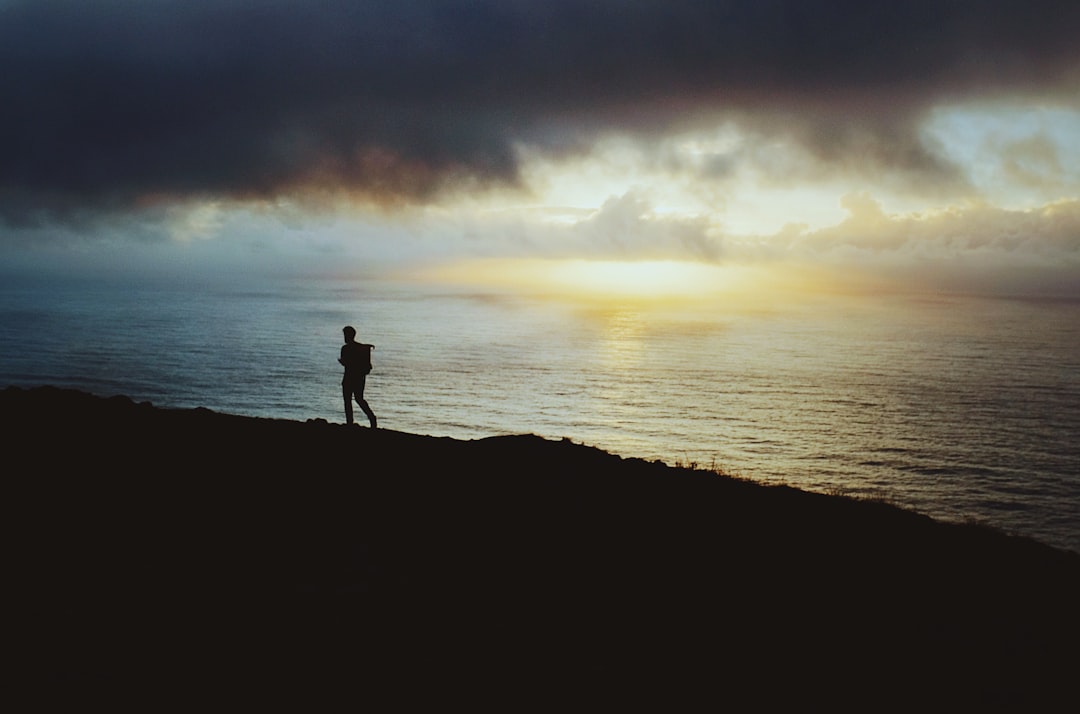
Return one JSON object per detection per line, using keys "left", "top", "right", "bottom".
{"left": 339, "top": 325, "right": 377, "bottom": 428}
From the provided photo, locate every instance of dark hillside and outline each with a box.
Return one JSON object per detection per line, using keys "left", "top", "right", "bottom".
{"left": 7, "top": 386, "right": 1079, "bottom": 707}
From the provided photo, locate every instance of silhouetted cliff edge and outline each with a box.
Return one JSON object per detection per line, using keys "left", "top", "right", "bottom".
{"left": 8, "top": 386, "right": 1079, "bottom": 707}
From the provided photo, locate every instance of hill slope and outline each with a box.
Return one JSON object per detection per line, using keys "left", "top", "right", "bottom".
{"left": 7, "top": 386, "right": 1079, "bottom": 706}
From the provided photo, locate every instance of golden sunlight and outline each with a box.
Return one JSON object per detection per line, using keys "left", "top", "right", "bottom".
{"left": 547, "top": 260, "right": 729, "bottom": 300}
{"left": 410, "top": 257, "right": 776, "bottom": 305}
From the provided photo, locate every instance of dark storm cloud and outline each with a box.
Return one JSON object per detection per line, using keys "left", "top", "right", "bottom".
{"left": 2, "top": 0, "right": 1077, "bottom": 222}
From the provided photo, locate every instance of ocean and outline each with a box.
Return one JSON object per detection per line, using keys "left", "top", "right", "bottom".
{"left": 2, "top": 274, "right": 1078, "bottom": 553}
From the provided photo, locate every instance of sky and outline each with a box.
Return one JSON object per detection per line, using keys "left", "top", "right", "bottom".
{"left": 2, "top": 0, "right": 1079, "bottom": 301}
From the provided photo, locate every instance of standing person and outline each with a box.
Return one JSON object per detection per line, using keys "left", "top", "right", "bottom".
{"left": 339, "top": 325, "right": 377, "bottom": 428}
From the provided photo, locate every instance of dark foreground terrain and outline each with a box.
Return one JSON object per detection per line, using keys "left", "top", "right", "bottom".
{"left": 8, "top": 386, "right": 1079, "bottom": 707}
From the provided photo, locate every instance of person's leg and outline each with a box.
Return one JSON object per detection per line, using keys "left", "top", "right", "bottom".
{"left": 342, "top": 383, "right": 354, "bottom": 425}
{"left": 354, "top": 375, "right": 377, "bottom": 428}
{"left": 358, "top": 398, "right": 377, "bottom": 428}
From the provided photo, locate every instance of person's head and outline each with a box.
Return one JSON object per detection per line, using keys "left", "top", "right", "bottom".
{"left": 343, "top": 326, "right": 356, "bottom": 342}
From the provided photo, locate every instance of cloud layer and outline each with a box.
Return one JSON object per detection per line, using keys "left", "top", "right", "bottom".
{"left": 3, "top": 0, "right": 1078, "bottom": 222}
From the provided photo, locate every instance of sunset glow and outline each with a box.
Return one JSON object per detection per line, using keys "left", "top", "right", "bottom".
{"left": 413, "top": 258, "right": 773, "bottom": 304}
{"left": 1, "top": 2, "right": 1076, "bottom": 301}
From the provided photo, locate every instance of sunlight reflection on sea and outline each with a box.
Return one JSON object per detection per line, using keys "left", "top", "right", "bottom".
{"left": 1, "top": 276, "right": 1077, "bottom": 552}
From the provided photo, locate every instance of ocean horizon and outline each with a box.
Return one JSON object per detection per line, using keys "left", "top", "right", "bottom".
{"left": 2, "top": 273, "right": 1078, "bottom": 553}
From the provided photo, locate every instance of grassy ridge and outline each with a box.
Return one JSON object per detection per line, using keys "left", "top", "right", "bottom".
{"left": 8, "top": 386, "right": 1079, "bottom": 706}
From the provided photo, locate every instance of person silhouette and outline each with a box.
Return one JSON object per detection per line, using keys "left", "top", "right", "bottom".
{"left": 339, "top": 325, "right": 377, "bottom": 428}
